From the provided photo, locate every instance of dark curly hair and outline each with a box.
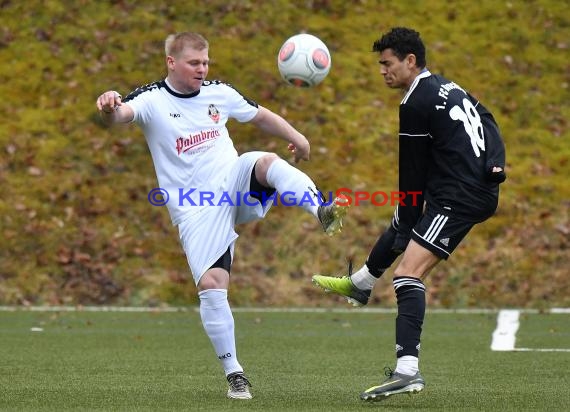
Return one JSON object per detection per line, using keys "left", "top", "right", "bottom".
{"left": 372, "top": 27, "right": 426, "bottom": 68}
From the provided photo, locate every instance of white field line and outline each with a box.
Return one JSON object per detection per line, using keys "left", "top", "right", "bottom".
{"left": 511, "top": 348, "right": 570, "bottom": 352}
{"left": 0, "top": 306, "right": 568, "bottom": 314}
{"left": 0, "top": 305, "right": 186, "bottom": 313}
{"left": 2, "top": 306, "right": 568, "bottom": 351}
{"left": 491, "top": 309, "right": 570, "bottom": 352}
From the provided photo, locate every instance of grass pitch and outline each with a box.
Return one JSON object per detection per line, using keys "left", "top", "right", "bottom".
{"left": 0, "top": 308, "right": 568, "bottom": 411}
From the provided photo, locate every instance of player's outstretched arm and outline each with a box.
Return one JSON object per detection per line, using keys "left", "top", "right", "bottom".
{"left": 249, "top": 106, "right": 310, "bottom": 163}
{"left": 96, "top": 90, "right": 134, "bottom": 126}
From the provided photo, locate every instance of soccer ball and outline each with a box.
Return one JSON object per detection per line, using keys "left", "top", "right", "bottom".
{"left": 277, "top": 33, "right": 331, "bottom": 87}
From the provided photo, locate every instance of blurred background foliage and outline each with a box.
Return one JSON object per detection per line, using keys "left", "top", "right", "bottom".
{"left": 0, "top": 0, "right": 568, "bottom": 308}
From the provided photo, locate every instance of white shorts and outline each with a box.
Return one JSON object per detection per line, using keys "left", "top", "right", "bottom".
{"left": 178, "top": 151, "right": 273, "bottom": 284}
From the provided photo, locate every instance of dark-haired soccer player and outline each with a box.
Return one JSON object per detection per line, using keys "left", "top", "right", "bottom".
{"left": 313, "top": 26, "right": 506, "bottom": 401}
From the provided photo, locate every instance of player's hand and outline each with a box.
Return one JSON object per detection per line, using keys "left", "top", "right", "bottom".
{"left": 96, "top": 91, "right": 122, "bottom": 114}
{"left": 486, "top": 166, "right": 506, "bottom": 183}
{"left": 288, "top": 139, "right": 310, "bottom": 163}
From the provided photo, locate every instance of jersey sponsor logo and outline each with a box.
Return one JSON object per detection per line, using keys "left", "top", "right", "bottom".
{"left": 169, "top": 112, "right": 181, "bottom": 118}
{"left": 208, "top": 104, "right": 220, "bottom": 123}
{"left": 176, "top": 129, "right": 221, "bottom": 155}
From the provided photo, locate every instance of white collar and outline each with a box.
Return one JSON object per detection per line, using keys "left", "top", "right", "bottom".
{"left": 401, "top": 69, "right": 431, "bottom": 105}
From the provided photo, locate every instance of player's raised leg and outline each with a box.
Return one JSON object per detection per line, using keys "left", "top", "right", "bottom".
{"left": 258, "top": 155, "right": 348, "bottom": 235}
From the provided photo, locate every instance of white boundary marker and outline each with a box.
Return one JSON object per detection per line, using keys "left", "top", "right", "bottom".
{"left": 491, "top": 309, "right": 570, "bottom": 353}
{"left": 491, "top": 310, "right": 520, "bottom": 351}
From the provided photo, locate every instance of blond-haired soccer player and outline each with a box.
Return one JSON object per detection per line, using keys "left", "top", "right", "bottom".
{"left": 96, "top": 32, "right": 346, "bottom": 399}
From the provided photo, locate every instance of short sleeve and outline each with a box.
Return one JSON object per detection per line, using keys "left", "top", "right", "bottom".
{"left": 224, "top": 84, "right": 259, "bottom": 123}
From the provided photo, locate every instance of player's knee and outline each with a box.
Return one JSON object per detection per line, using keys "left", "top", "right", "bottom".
{"left": 394, "top": 255, "right": 438, "bottom": 278}
{"left": 393, "top": 264, "right": 423, "bottom": 278}
{"left": 197, "top": 268, "right": 229, "bottom": 291}
{"left": 254, "top": 153, "right": 280, "bottom": 186}
{"left": 393, "top": 255, "right": 428, "bottom": 278}
{"left": 257, "top": 153, "right": 280, "bottom": 171}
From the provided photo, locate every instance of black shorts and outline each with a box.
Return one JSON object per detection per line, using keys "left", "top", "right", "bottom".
{"left": 411, "top": 205, "right": 479, "bottom": 260}
{"left": 210, "top": 247, "right": 232, "bottom": 273}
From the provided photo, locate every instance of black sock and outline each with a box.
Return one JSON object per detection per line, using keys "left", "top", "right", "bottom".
{"left": 394, "top": 276, "right": 426, "bottom": 358}
{"left": 366, "top": 225, "right": 401, "bottom": 277}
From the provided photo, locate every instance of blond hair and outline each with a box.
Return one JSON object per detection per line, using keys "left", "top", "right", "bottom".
{"left": 165, "top": 32, "right": 209, "bottom": 57}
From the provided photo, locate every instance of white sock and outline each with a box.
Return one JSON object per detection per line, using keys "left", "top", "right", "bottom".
{"left": 198, "top": 289, "right": 242, "bottom": 376}
{"left": 395, "top": 355, "right": 419, "bottom": 376}
{"left": 266, "top": 158, "right": 320, "bottom": 216}
{"left": 351, "top": 265, "right": 377, "bottom": 290}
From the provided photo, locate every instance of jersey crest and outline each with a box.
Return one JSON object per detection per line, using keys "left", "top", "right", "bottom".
{"left": 208, "top": 104, "right": 220, "bottom": 123}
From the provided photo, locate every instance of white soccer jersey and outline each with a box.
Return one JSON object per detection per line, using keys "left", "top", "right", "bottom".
{"left": 124, "top": 79, "right": 259, "bottom": 225}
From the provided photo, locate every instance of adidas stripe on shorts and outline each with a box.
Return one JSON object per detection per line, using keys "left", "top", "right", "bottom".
{"left": 411, "top": 205, "right": 475, "bottom": 260}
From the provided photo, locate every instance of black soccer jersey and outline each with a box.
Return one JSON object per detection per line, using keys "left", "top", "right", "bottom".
{"left": 397, "top": 70, "right": 505, "bottom": 234}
